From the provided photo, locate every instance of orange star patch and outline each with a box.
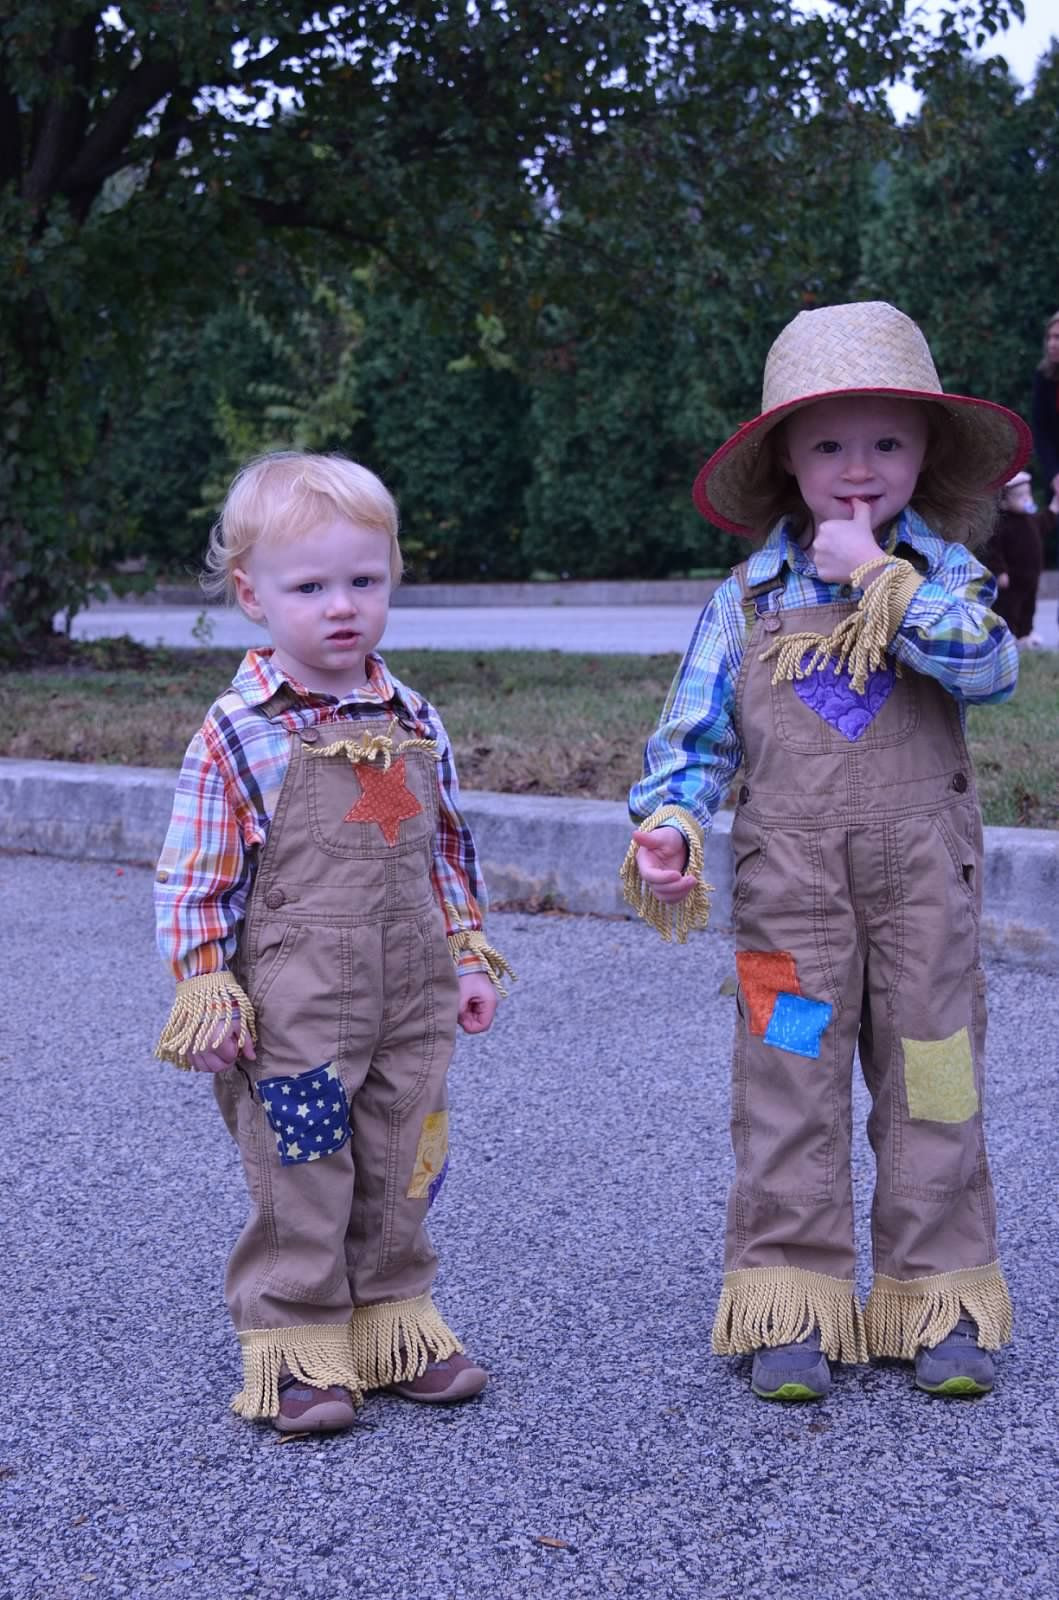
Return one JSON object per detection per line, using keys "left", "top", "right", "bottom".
{"left": 344, "top": 756, "right": 422, "bottom": 845}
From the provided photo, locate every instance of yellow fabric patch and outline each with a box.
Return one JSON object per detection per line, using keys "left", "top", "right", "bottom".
{"left": 901, "top": 1028, "right": 978, "bottom": 1122}
{"left": 407, "top": 1110, "right": 449, "bottom": 1199}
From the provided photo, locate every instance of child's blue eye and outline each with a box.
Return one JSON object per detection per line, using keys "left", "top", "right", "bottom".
{"left": 814, "top": 441, "right": 840, "bottom": 454}
{"left": 297, "top": 582, "right": 322, "bottom": 594}
{"left": 352, "top": 576, "right": 373, "bottom": 589}
{"left": 877, "top": 438, "right": 899, "bottom": 452}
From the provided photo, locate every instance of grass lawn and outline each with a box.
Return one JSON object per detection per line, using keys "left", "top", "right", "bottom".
{"left": 1, "top": 641, "right": 1056, "bottom": 828}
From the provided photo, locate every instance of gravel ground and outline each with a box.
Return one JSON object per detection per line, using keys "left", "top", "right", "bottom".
{"left": 2, "top": 855, "right": 1057, "bottom": 1600}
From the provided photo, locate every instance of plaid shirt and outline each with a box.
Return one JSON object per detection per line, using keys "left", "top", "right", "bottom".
{"left": 156, "top": 648, "right": 488, "bottom": 981}
{"left": 630, "top": 509, "right": 1018, "bottom": 832}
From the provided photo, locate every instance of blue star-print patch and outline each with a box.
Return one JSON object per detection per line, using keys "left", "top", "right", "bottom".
{"left": 257, "top": 1062, "right": 350, "bottom": 1165}
{"left": 763, "top": 992, "right": 834, "bottom": 1060}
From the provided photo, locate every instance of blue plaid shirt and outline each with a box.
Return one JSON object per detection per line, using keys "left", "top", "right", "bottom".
{"left": 630, "top": 509, "right": 1017, "bottom": 833}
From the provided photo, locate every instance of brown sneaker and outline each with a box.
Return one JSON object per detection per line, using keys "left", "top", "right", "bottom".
{"left": 387, "top": 1351, "right": 488, "bottom": 1404}
{"left": 273, "top": 1369, "right": 358, "bottom": 1434}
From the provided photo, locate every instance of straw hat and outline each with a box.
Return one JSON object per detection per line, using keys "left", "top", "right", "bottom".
{"left": 693, "top": 301, "right": 1031, "bottom": 535}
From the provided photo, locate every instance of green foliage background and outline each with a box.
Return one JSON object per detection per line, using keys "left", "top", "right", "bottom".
{"left": 1, "top": 0, "right": 1053, "bottom": 649}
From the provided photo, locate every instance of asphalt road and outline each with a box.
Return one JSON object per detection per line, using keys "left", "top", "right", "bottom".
{"left": 67, "top": 597, "right": 1059, "bottom": 655}
{"left": 3, "top": 855, "right": 1057, "bottom": 1600}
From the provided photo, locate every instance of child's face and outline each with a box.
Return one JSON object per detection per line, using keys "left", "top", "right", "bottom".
{"left": 1002, "top": 482, "right": 1035, "bottom": 515}
{"left": 781, "top": 396, "right": 929, "bottom": 535}
{"left": 233, "top": 516, "right": 393, "bottom": 696}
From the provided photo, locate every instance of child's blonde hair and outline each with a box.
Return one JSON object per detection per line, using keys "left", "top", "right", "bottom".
{"left": 203, "top": 451, "right": 403, "bottom": 601}
{"left": 736, "top": 401, "right": 997, "bottom": 550}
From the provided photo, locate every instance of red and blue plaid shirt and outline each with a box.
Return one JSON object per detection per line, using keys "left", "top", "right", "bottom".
{"left": 155, "top": 648, "right": 489, "bottom": 981}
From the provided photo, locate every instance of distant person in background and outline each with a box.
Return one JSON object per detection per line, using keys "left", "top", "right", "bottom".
{"left": 983, "top": 471, "right": 1050, "bottom": 648}
{"left": 1030, "top": 310, "right": 1059, "bottom": 501}
{"left": 1030, "top": 309, "right": 1059, "bottom": 622}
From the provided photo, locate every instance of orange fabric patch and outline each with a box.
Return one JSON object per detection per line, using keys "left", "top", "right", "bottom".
{"left": 735, "top": 949, "right": 801, "bottom": 1035}
{"left": 344, "top": 756, "right": 422, "bottom": 845}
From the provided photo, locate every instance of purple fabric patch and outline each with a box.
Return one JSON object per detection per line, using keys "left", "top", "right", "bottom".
{"left": 427, "top": 1154, "right": 449, "bottom": 1208}
{"left": 793, "top": 658, "right": 895, "bottom": 741}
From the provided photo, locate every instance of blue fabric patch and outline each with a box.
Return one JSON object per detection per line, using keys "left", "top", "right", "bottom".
{"left": 763, "top": 992, "right": 833, "bottom": 1059}
{"left": 257, "top": 1062, "right": 351, "bottom": 1165}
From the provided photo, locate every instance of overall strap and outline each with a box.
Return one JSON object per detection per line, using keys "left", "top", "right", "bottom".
{"left": 731, "top": 559, "right": 786, "bottom": 633}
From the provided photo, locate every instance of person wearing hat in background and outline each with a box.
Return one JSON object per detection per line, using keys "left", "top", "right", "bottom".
{"left": 622, "top": 301, "right": 1027, "bottom": 1402}
{"left": 983, "top": 471, "right": 1051, "bottom": 648}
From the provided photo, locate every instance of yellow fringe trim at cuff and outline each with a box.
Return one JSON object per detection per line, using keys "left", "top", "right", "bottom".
{"left": 350, "top": 1291, "right": 463, "bottom": 1390}
{"left": 154, "top": 971, "right": 257, "bottom": 1071}
{"left": 232, "top": 1322, "right": 364, "bottom": 1420}
{"left": 443, "top": 904, "right": 517, "bottom": 994}
{"left": 712, "top": 1265, "right": 869, "bottom": 1365}
{"left": 620, "top": 805, "right": 713, "bottom": 944}
{"left": 760, "top": 556, "right": 923, "bottom": 695}
{"left": 865, "top": 1261, "right": 1013, "bottom": 1359}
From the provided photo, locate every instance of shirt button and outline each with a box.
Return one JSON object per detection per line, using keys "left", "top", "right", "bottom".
{"left": 763, "top": 615, "right": 782, "bottom": 633}
{"left": 739, "top": 784, "right": 751, "bottom": 804}
{"left": 952, "top": 772, "right": 968, "bottom": 794}
{"left": 265, "top": 887, "right": 286, "bottom": 910}
{"left": 839, "top": 584, "right": 853, "bottom": 599}
{"left": 301, "top": 727, "right": 320, "bottom": 744}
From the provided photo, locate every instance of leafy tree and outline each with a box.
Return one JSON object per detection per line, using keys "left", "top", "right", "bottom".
{"left": 859, "top": 45, "right": 1059, "bottom": 420}
{"left": 0, "top": 0, "right": 1025, "bottom": 651}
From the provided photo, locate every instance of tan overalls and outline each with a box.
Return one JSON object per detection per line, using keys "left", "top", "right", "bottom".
{"left": 712, "top": 564, "right": 1013, "bottom": 1363}
{"left": 213, "top": 710, "right": 464, "bottom": 1419}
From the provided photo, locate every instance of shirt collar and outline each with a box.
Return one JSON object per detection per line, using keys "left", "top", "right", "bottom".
{"left": 744, "top": 507, "right": 942, "bottom": 587}
{"left": 231, "top": 647, "right": 408, "bottom": 715}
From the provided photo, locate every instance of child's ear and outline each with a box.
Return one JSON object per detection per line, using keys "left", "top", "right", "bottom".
{"left": 233, "top": 567, "right": 265, "bottom": 620}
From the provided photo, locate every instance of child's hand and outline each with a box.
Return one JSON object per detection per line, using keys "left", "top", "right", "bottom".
{"left": 189, "top": 1013, "right": 256, "bottom": 1074}
{"left": 632, "top": 825, "right": 697, "bottom": 904}
{"left": 458, "top": 972, "right": 497, "bottom": 1034}
{"left": 811, "top": 497, "right": 885, "bottom": 583}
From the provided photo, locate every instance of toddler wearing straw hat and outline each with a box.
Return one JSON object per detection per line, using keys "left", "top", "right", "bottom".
{"left": 623, "top": 301, "right": 1027, "bottom": 1401}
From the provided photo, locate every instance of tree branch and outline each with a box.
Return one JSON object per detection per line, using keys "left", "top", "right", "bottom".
{"left": 62, "top": 56, "right": 182, "bottom": 217}
{"left": 22, "top": 16, "right": 98, "bottom": 206}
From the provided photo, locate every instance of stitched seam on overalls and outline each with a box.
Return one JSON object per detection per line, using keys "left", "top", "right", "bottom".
{"left": 377, "top": 918, "right": 441, "bottom": 1274}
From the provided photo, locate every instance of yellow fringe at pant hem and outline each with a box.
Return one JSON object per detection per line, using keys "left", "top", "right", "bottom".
{"left": 350, "top": 1292, "right": 463, "bottom": 1390}
{"left": 865, "top": 1262, "right": 1013, "bottom": 1359}
{"left": 712, "top": 1266, "right": 869, "bottom": 1364}
{"left": 231, "top": 1322, "right": 364, "bottom": 1420}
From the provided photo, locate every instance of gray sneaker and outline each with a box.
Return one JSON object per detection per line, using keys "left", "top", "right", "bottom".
{"left": 751, "top": 1329, "right": 830, "bottom": 1401}
{"left": 914, "top": 1317, "right": 994, "bottom": 1397}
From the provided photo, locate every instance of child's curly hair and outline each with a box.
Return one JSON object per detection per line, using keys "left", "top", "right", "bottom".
{"left": 736, "top": 402, "right": 997, "bottom": 550}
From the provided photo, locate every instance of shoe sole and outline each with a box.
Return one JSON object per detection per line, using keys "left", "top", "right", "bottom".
{"left": 915, "top": 1375, "right": 992, "bottom": 1397}
{"left": 387, "top": 1372, "right": 488, "bottom": 1404}
{"left": 272, "top": 1401, "right": 358, "bottom": 1433}
{"left": 751, "top": 1380, "right": 828, "bottom": 1402}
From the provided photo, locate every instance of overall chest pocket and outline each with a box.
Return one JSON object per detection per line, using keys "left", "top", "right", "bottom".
{"left": 303, "top": 746, "right": 438, "bottom": 860}
{"left": 768, "top": 655, "right": 920, "bottom": 754}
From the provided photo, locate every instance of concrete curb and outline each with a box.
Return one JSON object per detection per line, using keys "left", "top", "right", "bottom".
{"left": 2, "top": 757, "right": 1057, "bottom": 971}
